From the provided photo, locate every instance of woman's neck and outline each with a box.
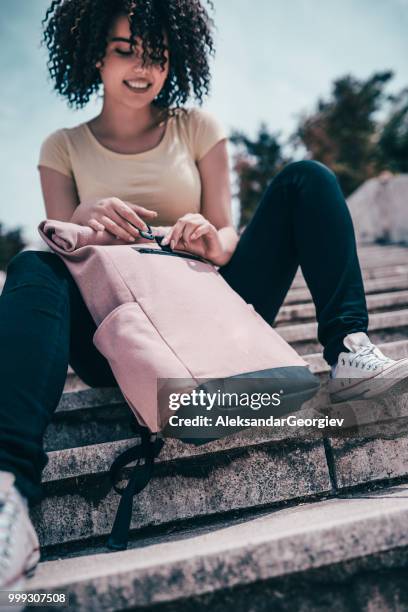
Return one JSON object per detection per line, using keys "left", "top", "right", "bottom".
{"left": 89, "top": 98, "right": 165, "bottom": 141}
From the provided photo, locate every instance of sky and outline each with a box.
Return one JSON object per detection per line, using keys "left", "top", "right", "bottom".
{"left": 0, "top": 0, "right": 407, "bottom": 243}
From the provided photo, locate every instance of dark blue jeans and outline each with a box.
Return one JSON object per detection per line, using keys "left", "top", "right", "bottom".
{"left": 0, "top": 160, "right": 368, "bottom": 505}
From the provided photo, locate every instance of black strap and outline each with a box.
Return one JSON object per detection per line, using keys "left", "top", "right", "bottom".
{"left": 107, "top": 428, "right": 164, "bottom": 551}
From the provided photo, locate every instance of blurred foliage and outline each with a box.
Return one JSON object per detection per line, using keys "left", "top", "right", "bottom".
{"left": 230, "top": 124, "right": 291, "bottom": 227}
{"left": 378, "top": 86, "right": 408, "bottom": 173}
{"left": 232, "top": 71, "right": 408, "bottom": 227}
{"left": 293, "top": 71, "right": 393, "bottom": 196}
{"left": 0, "top": 223, "right": 25, "bottom": 271}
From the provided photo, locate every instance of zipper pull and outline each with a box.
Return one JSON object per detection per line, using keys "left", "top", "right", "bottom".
{"left": 137, "top": 223, "right": 155, "bottom": 241}
{"left": 154, "top": 235, "right": 173, "bottom": 252}
{"left": 137, "top": 223, "right": 173, "bottom": 252}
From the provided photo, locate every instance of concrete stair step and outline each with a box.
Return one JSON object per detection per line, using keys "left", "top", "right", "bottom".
{"left": 276, "top": 290, "right": 408, "bottom": 325}
{"left": 32, "top": 410, "right": 330, "bottom": 548}
{"left": 284, "top": 274, "right": 408, "bottom": 304}
{"left": 299, "top": 246, "right": 408, "bottom": 267}
{"left": 277, "top": 309, "right": 408, "bottom": 354}
{"left": 359, "top": 243, "right": 407, "bottom": 253}
{"left": 291, "top": 263, "right": 408, "bottom": 289}
{"left": 322, "top": 402, "right": 408, "bottom": 490}
{"left": 351, "top": 252, "right": 408, "bottom": 265}
{"left": 65, "top": 370, "right": 89, "bottom": 393}
{"left": 27, "top": 482, "right": 408, "bottom": 611}
{"left": 352, "top": 244, "right": 408, "bottom": 260}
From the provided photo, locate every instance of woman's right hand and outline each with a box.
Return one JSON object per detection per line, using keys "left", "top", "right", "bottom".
{"left": 70, "top": 197, "right": 158, "bottom": 242}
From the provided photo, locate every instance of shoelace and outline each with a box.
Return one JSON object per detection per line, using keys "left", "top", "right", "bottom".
{"left": 347, "top": 344, "right": 393, "bottom": 371}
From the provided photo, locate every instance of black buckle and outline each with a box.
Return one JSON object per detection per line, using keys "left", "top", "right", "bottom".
{"left": 137, "top": 223, "right": 156, "bottom": 241}
{"left": 135, "top": 223, "right": 173, "bottom": 252}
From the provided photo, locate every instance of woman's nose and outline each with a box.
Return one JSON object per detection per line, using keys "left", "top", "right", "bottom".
{"left": 132, "top": 53, "right": 148, "bottom": 71}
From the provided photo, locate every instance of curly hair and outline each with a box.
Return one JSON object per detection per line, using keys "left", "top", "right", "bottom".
{"left": 41, "top": 0, "right": 215, "bottom": 110}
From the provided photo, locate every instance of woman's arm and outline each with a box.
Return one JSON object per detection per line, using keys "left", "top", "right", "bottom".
{"left": 38, "top": 166, "right": 79, "bottom": 221}
{"left": 38, "top": 166, "right": 158, "bottom": 241}
{"left": 161, "top": 138, "right": 239, "bottom": 265}
{"left": 197, "top": 139, "right": 239, "bottom": 263}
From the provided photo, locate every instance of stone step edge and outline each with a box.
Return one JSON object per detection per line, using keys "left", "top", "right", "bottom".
{"left": 27, "top": 482, "right": 408, "bottom": 610}
{"left": 290, "top": 264, "right": 408, "bottom": 289}
{"left": 42, "top": 420, "right": 323, "bottom": 484}
{"left": 284, "top": 275, "right": 408, "bottom": 304}
{"left": 276, "top": 290, "right": 408, "bottom": 323}
{"left": 277, "top": 309, "right": 408, "bottom": 343}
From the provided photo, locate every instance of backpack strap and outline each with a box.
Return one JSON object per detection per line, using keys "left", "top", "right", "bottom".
{"left": 107, "top": 428, "right": 164, "bottom": 551}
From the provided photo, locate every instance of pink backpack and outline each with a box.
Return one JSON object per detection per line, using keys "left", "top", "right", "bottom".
{"left": 38, "top": 219, "right": 319, "bottom": 549}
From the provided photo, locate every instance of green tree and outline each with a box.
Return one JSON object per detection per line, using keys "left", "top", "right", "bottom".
{"left": 378, "top": 87, "right": 408, "bottom": 173}
{"left": 230, "top": 124, "right": 291, "bottom": 227}
{"left": 0, "top": 223, "right": 25, "bottom": 271}
{"left": 293, "top": 71, "right": 394, "bottom": 196}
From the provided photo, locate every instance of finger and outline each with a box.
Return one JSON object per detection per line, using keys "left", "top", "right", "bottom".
{"left": 162, "top": 225, "right": 175, "bottom": 244}
{"left": 173, "top": 225, "right": 192, "bottom": 250}
{"left": 161, "top": 232, "right": 172, "bottom": 246}
{"left": 183, "top": 222, "right": 202, "bottom": 243}
{"left": 190, "top": 224, "right": 213, "bottom": 240}
{"left": 170, "top": 222, "right": 186, "bottom": 250}
{"left": 112, "top": 203, "right": 149, "bottom": 234}
{"left": 88, "top": 219, "right": 105, "bottom": 232}
{"left": 108, "top": 208, "right": 146, "bottom": 238}
{"left": 123, "top": 202, "right": 159, "bottom": 218}
{"left": 100, "top": 216, "right": 135, "bottom": 241}
{"left": 160, "top": 225, "right": 174, "bottom": 245}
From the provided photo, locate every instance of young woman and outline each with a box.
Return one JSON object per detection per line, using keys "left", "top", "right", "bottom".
{"left": 1, "top": 0, "right": 407, "bottom": 589}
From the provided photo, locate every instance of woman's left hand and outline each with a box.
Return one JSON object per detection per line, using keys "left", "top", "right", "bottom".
{"left": 161, "top": 213, "right": 228, "bottom": 266}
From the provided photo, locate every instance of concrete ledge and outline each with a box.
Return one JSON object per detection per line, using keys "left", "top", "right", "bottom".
{"left": 284, "top": 276, "right": 408, "bottom": 304}
{"left": 27, "top": 482, "right": 408, "bottom": 611}
{"left": 32, "top": 431, "right": 330, "bottom": 547}
{"left": 324, "top": 390, "right": 408, "bottom": 488}
{"left": 277, "top": 309, "right": 408, "bottom": 343}
{"left": 276, "top": 290, "right": 408, "bottom": 325}
{"left": 291, "top": 263, "right": 408, "bottom": 289}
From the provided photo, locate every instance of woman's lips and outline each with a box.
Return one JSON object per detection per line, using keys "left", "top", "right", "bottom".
{"left": 123, "top": 80, "right": 152, "bottom": 93}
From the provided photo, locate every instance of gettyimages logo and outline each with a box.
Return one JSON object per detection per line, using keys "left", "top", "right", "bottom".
{"left": 157, "top": 375, "right": 322, "bottom": 440}
{"left": 167, "top": 387, "right": 283, "bottom": 411}
{"left": 157, "top": 375, "right": 408, "bottom": 441}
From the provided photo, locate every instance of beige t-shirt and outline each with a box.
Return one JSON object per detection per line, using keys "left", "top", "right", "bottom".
{"left": 37, "top": 107, "right": 227, "bottom": 226}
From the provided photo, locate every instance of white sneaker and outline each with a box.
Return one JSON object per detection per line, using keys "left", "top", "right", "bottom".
{"left": 0, "top": 471, "right": 40, "bottom": 591}
{"left": 328, "top": 332, "right": 408, "bottom": 403}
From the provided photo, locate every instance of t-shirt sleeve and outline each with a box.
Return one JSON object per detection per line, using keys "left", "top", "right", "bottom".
{"left": 37, "top": 129, "right": 73, "bottom": 178}
{"left": 187, "top": 108, "right": 228, "bottom": 162}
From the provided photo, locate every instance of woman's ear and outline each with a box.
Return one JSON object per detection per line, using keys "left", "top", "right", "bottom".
{"left": 95, "top": 60, "right": 102, "bottom": 69}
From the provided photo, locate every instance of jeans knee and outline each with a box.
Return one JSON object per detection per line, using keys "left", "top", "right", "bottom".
{"left": 7, "top": 250, "right": 67, "bottom": 279}
{"left": 281, "top": 159, "right": 337, "bottom": 182}
{"left": 4, "top": 250, "right": 71, "bottom": 298}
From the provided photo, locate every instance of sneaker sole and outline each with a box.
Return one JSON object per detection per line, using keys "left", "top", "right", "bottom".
{"left": 329, "top": 358, "right": 408, "bottom": 403}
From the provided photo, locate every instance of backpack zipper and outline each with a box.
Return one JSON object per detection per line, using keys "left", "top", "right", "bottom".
{"left": 132, "top": 247, "right": 209, "bottom": 263}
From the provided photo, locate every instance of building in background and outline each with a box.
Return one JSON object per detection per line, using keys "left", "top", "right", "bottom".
{"left": 348, "top": 172, "right": 408, "bottom": 245}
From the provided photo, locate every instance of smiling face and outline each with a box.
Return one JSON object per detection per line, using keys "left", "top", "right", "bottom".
{"left": 97, "top": 13, "right": 170, "bottom": 110}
